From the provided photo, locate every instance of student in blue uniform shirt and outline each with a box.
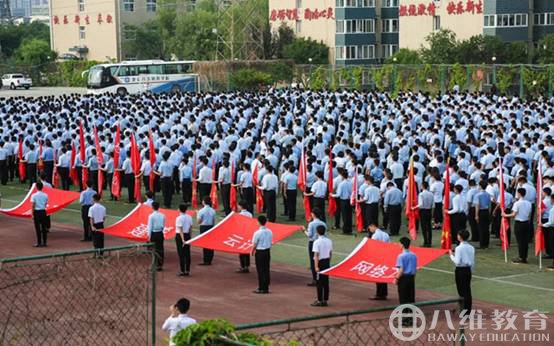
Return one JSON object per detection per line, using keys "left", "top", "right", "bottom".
{"left": 179, "top": 157, "right": 193, "bottom": 205}
{"left": 23, "top": 143, "right": 38, "bottom": 186}
{"left": 304, "top": 171, "right": 327, "bottom": 222}
{"left": 79, "top": 181, "right": 96, "bottom": 241}
{"left": 283, "top": 165, "right": 298, "bottom": 221}
{"left": 236, "top": 200, "right": 253, "bottom": 273}
{"left": 449, "top": 230, "right": 475, "bottom": 316}
{"left": 332, "top": 168, "right": 353, "bottom": 234}
{"left": 252, "top": 215, "right": 272, "bottom": 294}
{"left": 301, "top": 208, "right": 327, "bottom": 287}
{"left": 503, "top": 188, "right": 532, "bottom": 264}
{"left": 31, "top": 181, "right": 49, "bottom": 247}
{"left": 384, "top": 182, "right": 403, "bottom": 236}
{"left": 197, "top": 196, "right": 217, "bottom": 265}
{"left": 394, "top": 237, "right": 417, "bottom": 326}
{"left": 147, "top": 201, "right": 166, "bottom": 271}
{"left": 368, "top": 222, "right": 390, "bottom": 300}
{"left": 474, "top": 180, "right": 492, "bottom": 249}
{"left": 156, "top": 152, "right": 174, "bottom": 208}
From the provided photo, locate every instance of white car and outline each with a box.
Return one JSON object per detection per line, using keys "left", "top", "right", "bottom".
{"left": 1, "top": 74, "right": 33, "bottom": 90}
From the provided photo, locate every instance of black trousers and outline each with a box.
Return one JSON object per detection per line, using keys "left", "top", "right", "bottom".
{"left": 286, "top": 189, "right": 297, "bottom": 220}
{"left": 468, "top": 206, "right": 479, "bottom": 241}
{"left": 172, "top": 167, "right": 180, "bottom": 194}
{"left": 387, "top": 204, "right": 402, "bottom": 236}
{"left": 491, "top": 203, "right": 500, "bottom": 238}
{"left": 239, "top": 254, "right": 250, "bottom": 269}
{"left": 27, "top": 163, "right": 37, "bottom": 186}
{"left": 398, "top": 275, "right": 415, "bottom": 324}
{"left": 433, "top": 202, "right": 443, "bottom": 225}
{"left": 255, "top": 249, "right": 271, "bottom": 291}
{"left": 340, "top": 199, "right": 352, "bottom": 234}
{"left": 181, "top": 179, "right": 192, "bottom": 204}
{"left": 514, "top": 220, "right": 530, "bottom": 260}
{"left": 161, "top": 177, "right": 173, "bottom": 208}
{"left": 308, "top": 241, "right": 316, "bottom": 282}
{"left": 420, "top": 209, "right": 432, "bottom": 246}
{"left": 221, "top": 183, "right": 231, "bottom": 214}
{"left": 44, "top": 161, "right": 54, "bottom": 184}
{"left": 176, "top": 233, "right": 191, "bottom": 273}
{"left": 455, "top": 267, "right": 472, "bottom": 316}
{"left": 242, "top": 187, "right": 254, "bottom": 214}
{"left": 381, "top": 202, "right": 388, "bottom": 229}
{"left": 33, "top": 210, "right": 48, "bottom": 245}
{"left": 478, "top": 209, "right": 490, "bottom": 248}
{"left": 367, "top": 202, "right": 379, "bottom": 227}
{"left": 125, "top": 173, "right": 135, "bottom": 203}
{"left": 264, "top": 190, "right": 277, "bottom": 222}
{"left": 200, "top": 225, "right": 214, "bottom": 264}
{"left": 92, "top": 222, "right": 105, "bottom": 255}
{"left": 58, "top": 167, "right": 70, "bottom": 190}
{"left": 334, "top": 199, "right": 342, "bottom": 229}
{"left": 376, "top": 283, "right": 388, "bottom": 298}
{"left": 199, "top": 183, "right": 211, "bottom": 202}
{"left": 316, "top": 258, "right": 331, "bottom": 302}
{"left": 313, "top": 197, "right": 325, "bottom": 222}
{"left": 151, "top": 232, "right": 164, "bottom": 269}
{"left": 0, "top": 159, "right": 7, "bottom": 185}
{"left": 8, "top": 155, "right": 16, "bottom": 181}
{"left": 452, "top": 213, "right": 466, "bottom": 245}
{"left": 81, "top": 205, "right": 92, "bottom": 240}
{"left": 544, "top": 224, "right": 553, "bottom": 257}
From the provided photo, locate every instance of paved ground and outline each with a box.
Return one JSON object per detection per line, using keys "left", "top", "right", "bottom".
{"left": 0, "top": 86, "right": 86, "bottom": 98}
{"left": 1, "top": 214, "right": 553, "bottom": 345}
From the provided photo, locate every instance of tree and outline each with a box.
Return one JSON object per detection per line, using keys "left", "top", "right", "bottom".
{"left": 420, "top": 29, "right": 458, "bottom": 64}
{"left": 534, "top": 34, "right": 554, "bottom": 64}
{"left": 0, "top": 22, "right": 50, "bottom": 59}
{"left": 123, "top": 21, "right": 166, "bottom": 59}
{"left": 282, "top": 38, "right": 328, "bottom": 64}
{"left": 272, "top": 23, "right": 295, "bottom": 58}
{"left": 385, "top": 48, "right": 422, "bottom": 64}
{"left": 173, "top": 6, "right": 218, "bottom": 60}
{"left": 14, "top": 39, "right": 56, "bottom": 65}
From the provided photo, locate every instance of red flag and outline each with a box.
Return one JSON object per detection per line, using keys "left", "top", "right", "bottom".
{"left": 353, "top": 168, "right": 363, "bottom": 232}
{"left": 300, "top": 146, "right": 311, "bottom": 222}
{"left": 498, "top": 159, "right": 510, "bottom": 252}
{"left": 111, "top": 125, "right": 121, "bottom": 198}
{"left": 210, "top": 159, "right": 219, "bottom": 210}
{"left": 18, "top": 139, "right": 26, "bottom": 182}
{"left": 130, "top": 133, "right": 142, "bottom": 202}
{"left": 69, "top": 141, "right": 78, "bottom": 186}
{"left": 37, "top": 141, "right": 45, "bottom": 172}
{"left": 52, "top": 150, "right": 60, "bottom": 188}
{"left": 327, "top": 149, "right": 337, "bottom": 217}
{"left": 93, "top": 126, "right": 104, "bottom": 196}
{"left": 441, "top": 162, "right": 452, "bottom": 249}
{"left": 535, "top": 161, "right": 546, "bottom": 256}
{"left": 148, "top": 130, "right": 156, "bottom": 192}
{"left": 79, "top": 120, "right": 88, "bottom": 189}
{"left": 191, "top": 154, "right": 198, "bottom": 209}
{"left": 406, "top": 159, "right": 419, "bottom": 240}
{"left": 230, "top": 161, "right": 238, "bottom": 212}
{"left": 253, "top": 162, "right": 264, "bottom": 214}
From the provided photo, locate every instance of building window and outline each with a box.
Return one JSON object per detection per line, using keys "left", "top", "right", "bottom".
{"left": 337, "top": 0, "right": 356, "bottom": 7}
{"left": 359, "top": 45, "right": 375, "bottom": 59}
{"left": 295, "top": 20, "right": 302, "bottom": 33}
{"left": 383, "top": 44, "right": 398, "bottom": 58}
{"left": 484, "top": 15, "right": 495, "bottom": 27}
{"left": 336, "top": 45, "right": 375, "bottom": 60}
{"left": 382, "top": 0, "right": 398, "bottom": 8}
{"left": 78, "top": 0, "right": 85, "bottom": 11}
{"left": 79, "top": 26, "right": 85, "bottom": 39}
{"left": 336, "top": 0, "right": 344, "bottom": 7}
{"left": 343, "top": 19, "right": 374, "bottom": 33}
{"left": 534, "top": 13, "right": 554, "bottom": 26}
{"left": 382, "top": 18, "right": 398, "bottom": 33}
{"left": 146, "top": 0, "right": 156, "bottom": 12}
{"left": 492, "top": 13, "right": 528, "bottom": 27}
{"left": 336, "top": 20, "right": 344, "bottom": 33}
{"left": 358, "top": 0, "right": 375, "bottom": 7}
{"left": 336, "top": 46, "right": 344, "bottom": 59}
{"left": 296, "top": 0, "right": 302, "bottom": 8}
{"left": 433, "top": 16, "right": 440, "bottom": 31}
{"left": 123, "top": 0, "right": 134, "bottom": 12}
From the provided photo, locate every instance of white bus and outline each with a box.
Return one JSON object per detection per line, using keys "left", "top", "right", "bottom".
{"left": 86, "top": 60, "right": 198, "bottom": 95}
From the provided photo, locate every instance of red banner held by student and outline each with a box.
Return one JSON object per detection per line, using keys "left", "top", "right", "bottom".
{"left": 187, "top": 212, "right": 301, "bottom": 254}
{"left": 93, "top": 126, "right": 104, "bottom": 196}
{"left": 18, "top": 139, "right": 26, "bottom": 182}
{"left": 321, "top": 238, "right": 447, "bottom": 284}
{"left": 148, "top": 130, "right": 156, "bottom": 193}
{"left": 327, "top": 149, "right": 337, "bottom": 217}
{"left": 111, "top": 125, "right": 121, "bottom": 199}
{"left": 0, "top": 184, "right": 80, "bottom": 218}
{"left": 406, "top": 159, "right": 419, "bottom": 240}
{"left": 441, "top": 161, "right": 451, "bottom": 249}
{"left": 37, "top": 141, "right": 45, "bottom": 172}
{"left": 79, "top": 120, "right": 88, "bottom": 189}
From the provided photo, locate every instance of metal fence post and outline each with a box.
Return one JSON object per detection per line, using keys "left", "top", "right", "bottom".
{"left": 151, "top": 244, "right": 157, "bottom": 346}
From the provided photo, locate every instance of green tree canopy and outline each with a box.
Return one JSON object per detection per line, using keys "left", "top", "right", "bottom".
{"left": 14, "top": 39, "right": 56, "bottom": 65}
{"left": 0, "top": 22, "right": 50, "bottom": 59}
{"left": 534, "top": 34, "right": 554, "bottom": 64}
{"left": 420, "top": 29, "right": 458, "bottom": 64}
{"left": 385, "top": 48, "right": 422, "bottom": 64}
{"left": 282, "top": 38, "right": 328, "bottom": 64}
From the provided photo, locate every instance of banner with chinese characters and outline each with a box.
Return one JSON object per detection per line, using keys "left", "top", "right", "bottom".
{"left": 399, "top": 0, "right": 482, "bottom": 17}
{"left": 270, "top": 7, "right": 334, "bottom": 22}
{"left": 100, "top": 204, "right": 195, "bottom": 242}
{"left": 321, "top": 238, "right": 447, "bottom": 283}
{"left": 52, "top": 13, "right": 114, "bottom": 25}
{"left": 187, "top": 212, "right": 302, "bottom": 254}
{"left": 0, "top": 184, "right": 80, "bottom": 218}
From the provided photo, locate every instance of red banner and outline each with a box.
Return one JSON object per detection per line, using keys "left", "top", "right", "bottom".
{"left": 0, "top": 184, "right": 79, "bottom": 218}
{"left": 210, "top": 159, "right": 219, "bottom": 210}
{"left": 130, "top": 133, "right": 142, "bottom": 203}
{"left": 536, "top": 162, "right": 546, "bottom": 256}
{"left": 52, "top": 151, "right": 60, "bottom": 188}
{"left": 299, "top": 146, "right": 311, "bottom": 222}
{"left": 327, "top": 149, "right": 337, "bottom": 217}
{"left": 191, "top": 154, "right": 198, "bottom": 209}
{"left": 93, "top": 126, "right": 104, "bottom": 195}
{"left": 321, "top": 238, "right": 447, "bottom": 283}
{"left": 498, "top": 158, "right": 510, "bottom": 252}
{"left": 111, "top": 125, "right": 121, "bottom": 198}
{"left": 406, "top": 160, "right": 419, "bottom": 240}
{"left": 79, "top": 120, "right": 88, "bottom": 189}
{"left": 229, "top": 161, "right": 238, "bottom": 212}
{"left": 187, "top": 212, "right": 301, "bottom": 254}
{"left": 70, "top": 141, "right": 78, "bottom": 186}
{"left": 18, "top": 139, "right": 26, "bottom": 182}
{"left": 100, "top": 204, "right": 194, "bottom": 242}
{"left": 441, "top": 162, "right": 451, "bottom": 249}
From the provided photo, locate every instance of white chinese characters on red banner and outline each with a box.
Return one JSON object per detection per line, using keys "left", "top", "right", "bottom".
{"left": 350, "top": 260, "right": 399, "bottom": 280}
{"left": 270, "top": 7, "right": 334, "bottom": 21}
{"left": 399, "top": 0, "right": 482, "bottom": 17}
{"left": 53, "top": 14, "right": 113, "bottom": 25}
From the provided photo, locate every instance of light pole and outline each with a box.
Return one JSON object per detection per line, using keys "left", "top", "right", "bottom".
{"left": 308, "top": 57, "right": 313, "bottom": 84}
{"left": 492, "top": 56, "right": 497, "bottom": 85}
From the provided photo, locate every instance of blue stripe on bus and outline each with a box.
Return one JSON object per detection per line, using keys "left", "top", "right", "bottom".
{"left": 150, "top": 76, "right": 198, "bottom": 93}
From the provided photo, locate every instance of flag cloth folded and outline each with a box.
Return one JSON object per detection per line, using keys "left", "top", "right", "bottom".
{"left": 535, "top": 162, "right": 545, "bottom": 256}
{"left": 498, "top": 158, "right": 510, "bottom": 252}
{"left": 210, "top": 159, "right": 219, "bottom": 210}
{"left": 229, "top": 161, "right": 238, "bottom": 212}
{"left": 406, "top": 159, "right": 419, "bottom": 240}
{"left": 18, "top": 139, "right": 26, "bottom": 182}
{"left": 441, "top": 162, "right": 452, "bottom": 249}
{"left": 130, "top": 133, "right": 142, "bottom": 203}
{"left": 100, "top": 204, "right": 195, "bottom": 242}
{"left": 321, "top": 237, "right": 447, "bottom": 284}
{"left": 0, "top": 184, "right": 79, "bottom": 218}
{"left": 327, "top": 148, "right": 337, "bottom": 217}
{"left": 187, "top": 212, "right": 301, "bottom": 254}
{"left": 148, "top": 130, "right": 156, "bottom": 193}
{"left": 111, "top": 125, "right": 122, "bottom": 198}
{"left": 79, "top": 120, "right": 88, "bottom": 189}
{"left": 93, "top": 126, "right": 104, "bottom": 196}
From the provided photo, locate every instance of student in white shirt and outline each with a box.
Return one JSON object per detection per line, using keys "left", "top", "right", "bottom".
{"left": 175, "top": 203, "right": 193, "bottom": 276}
{"left": 449, "top": 230, "right": 475, "bottom": 317}
{"left": 162, "top": 298, "right": 197, "bottom": 346}
{"left": 311, "top": 224, "right": 332, "bottom": 307}
{"left": 237, "top": 200, "right": 253, "bottom": 273}
{"left": 88, "top": 193, "right": 107, "bottom": 256}
{"left": 503, "top": 188, "right": 532, "bottom": 264}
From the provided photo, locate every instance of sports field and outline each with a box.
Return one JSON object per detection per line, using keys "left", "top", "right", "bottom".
{"left": 1, "top": 183, "right": 553, "bottom": 316}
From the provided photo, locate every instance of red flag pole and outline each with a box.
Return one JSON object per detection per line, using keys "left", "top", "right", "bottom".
{"left": 130, "top": 133, "right": 142, "bottom": 203}
{"left": 93, "top": 126, "right": 104, "bottom": 196}
{"left": 79, "top": 120, "right": 88, "bottom": 189}
{"left": 354, "top": 167, "right": 363, "bottom": 233}
{"left": 441, "top": 160, "right": 451, "bottom": 249}
{"left": 230, "top": 161, "right": 237, "bottom": 212}
{"left": 327, "top": 148, "right": 337, "bottom": 217}
{"left": 498, "top": 157, "right": 509, "bottom": 262}
{"left": 406, "top": 159, "right": 419, "bottom": 241}
{"left": 300, "top": 146, "right": 311, "bottom": 222}
{"left": 210, "top": 159, "right": 219, "bottom": 211}
{"left": 148, "top": 130, "right": 156, "bottom": 193}
{"left": 191, "top": 154, "right": 198, "bottom": 209}
{"left": 111, "top": 125, "right": 121, "bottom": 199}
{"left": 18, "top": 139, "right": 26, "bottom": 182}
{"left": 536, "top": 161, "right": 545, "bottom": 269}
